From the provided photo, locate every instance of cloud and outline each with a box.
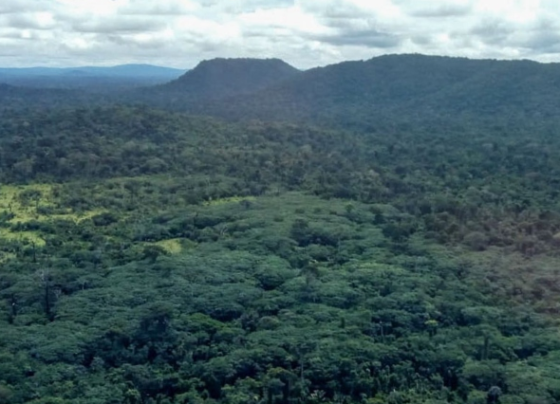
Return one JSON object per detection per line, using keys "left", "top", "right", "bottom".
{"left": 316, "top": 30, "right": 402, "bottom": 48}
{"left": 311, "top": 17, "right": 404, "bottom": 48}
{"left": 72, "top": 17, "right": 167, "bottom": 34}
{"left": 0, "top": 0, "right": 49, "bottom": 14}
{"left": 518, "top": 18, "right": 560, "bottom": 53}
{"left": 118, "top": 0, "right": 198, "bottom": 16}
{"left": 240, "top": 6, "right": 326, "bottom": 36}
{"left": 0, "top": 0, "right": 560, "bottom": 68}
{"left": 410, "top": 3, "right": 472, "bottom": 17}
{"left": 2, "top": 13, "right": 57, "bottom": 30}
{"left": 469, "top": 19, "right": 515, "bottom": 45}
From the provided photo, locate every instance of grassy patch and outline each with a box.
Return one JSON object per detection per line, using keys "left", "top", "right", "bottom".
{"left": 0, "top": 251, "right": 16, "bottom": 263}
{"left": 204, "top": 196, "right": 256, "bottom": 206}
{"left": 0, "top": 228, "right": 45, "bottom": 246}
{"left": 155, "top": 239, "right": 184, "bottom": 254}
{"left": 1, "top": 183, "right": 106, "bottom": 223}
{"left": 0, "top": 183, "right": 108, "bottom": 245}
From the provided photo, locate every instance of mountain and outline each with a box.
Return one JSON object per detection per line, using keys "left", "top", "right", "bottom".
{"left": 0, "top": 64, "right": 183, "bottom": 78}
{"left": 154, "top": 57, "right": 301, "bottom": 101}
{"left": 0, "top": 64, "right": 184, "bottom": 91}
{"left": 183, "top": 54, "right": 560, "bottom": 126}
{"left": 6, "top": 55, "right": 560, "bottom": 126}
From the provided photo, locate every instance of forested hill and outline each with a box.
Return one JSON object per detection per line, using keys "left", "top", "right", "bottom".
{"left": 4, "top": 54, "right": 560, "bottom": 124}
{"left": 191, "top": 54, "right": 560, "bottom": 125}
{"left": 149, "top": 57, "right": 301, "bottom": 101}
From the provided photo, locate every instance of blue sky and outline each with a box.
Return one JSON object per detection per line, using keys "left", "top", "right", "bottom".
{"left": 1, "top": 0, "right": 559, "bottom": 68}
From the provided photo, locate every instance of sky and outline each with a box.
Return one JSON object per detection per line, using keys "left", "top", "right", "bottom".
{"left": 1, "top": 0, "right": 560, "bottom": 69}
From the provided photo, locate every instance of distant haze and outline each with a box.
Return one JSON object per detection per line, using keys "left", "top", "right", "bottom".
{"left": 0, "top": 64, "right": 183, "bottom": 77}
{"left": 0, "top": 64, "right": 184, "bottom": 90}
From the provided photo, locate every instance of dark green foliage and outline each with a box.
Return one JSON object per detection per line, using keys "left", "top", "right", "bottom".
{"left": 145, "top": 55, "right": 560, "bottom": 128}
{"left": 1, "top": 99, "right": 560, "bottom": 404}
{"left": 157, "top": 57, "right": 300, "bottom": 101}
{"left": 91, "top": 212, "right": 118, "bottom": 227}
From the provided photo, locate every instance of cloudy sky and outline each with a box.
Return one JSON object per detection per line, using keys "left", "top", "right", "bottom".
{"left": 1, "top": 0, "right": 559, "bottom": 69}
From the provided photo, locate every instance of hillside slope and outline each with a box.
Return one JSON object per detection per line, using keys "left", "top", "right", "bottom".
{"left": 153, "top": 57, "right": 301, "bottom": 101}
{"left": 189, "top": 54, "right": 560, "bottom": 125}
{"left": 6, "top": 55, "right": 560, "bottom": 123}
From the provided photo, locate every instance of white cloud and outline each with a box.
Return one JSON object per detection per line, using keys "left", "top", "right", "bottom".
{"left": 0, "top": 0, "right": 560, "bottom": 68}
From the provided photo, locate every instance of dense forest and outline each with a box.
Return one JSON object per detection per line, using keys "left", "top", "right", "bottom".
{"left": 2, "top": 56, "right": 560, "bottom": 404}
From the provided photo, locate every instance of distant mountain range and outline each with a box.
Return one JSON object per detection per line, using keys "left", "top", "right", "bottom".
{"left": 0, "top": 64, "right": 185, "bottom": 90}
{"left": 3, "top": 55, "right": 560, "bottom": 126}
{"left": 185, "top": 55, "right": 560, "bottom": 125}
{"left": 0, "top": 64, "right": 183, "bottom": 77}
{"left": 129, "top": 54, "right": 560, "bottom": 127}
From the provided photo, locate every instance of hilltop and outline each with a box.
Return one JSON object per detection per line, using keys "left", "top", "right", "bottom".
{"left": 4, "top": 54, "right": 560, "bottom": 125}
{"left": 188, "top": 54, "right": 560, "bottom": 125}
{"left": 148, "top": 57, "right": 301, "bottom": 103}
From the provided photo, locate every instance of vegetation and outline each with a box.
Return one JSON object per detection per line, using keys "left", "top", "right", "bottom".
{"left": 2, "top": 55, "right": 560, "bottom": 403}
{"left": 142, "top": 54, "right": 560, "bottom": 127}
{"left": 156, "top": 58, "right": 300, "bottom": 100}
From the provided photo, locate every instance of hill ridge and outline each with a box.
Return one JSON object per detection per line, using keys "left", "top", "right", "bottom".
{"left": 157, "top": 57, "right": 301, "bottom": 100}
{"left": 181, "top": 53, "right": 560, "bottom": 124}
